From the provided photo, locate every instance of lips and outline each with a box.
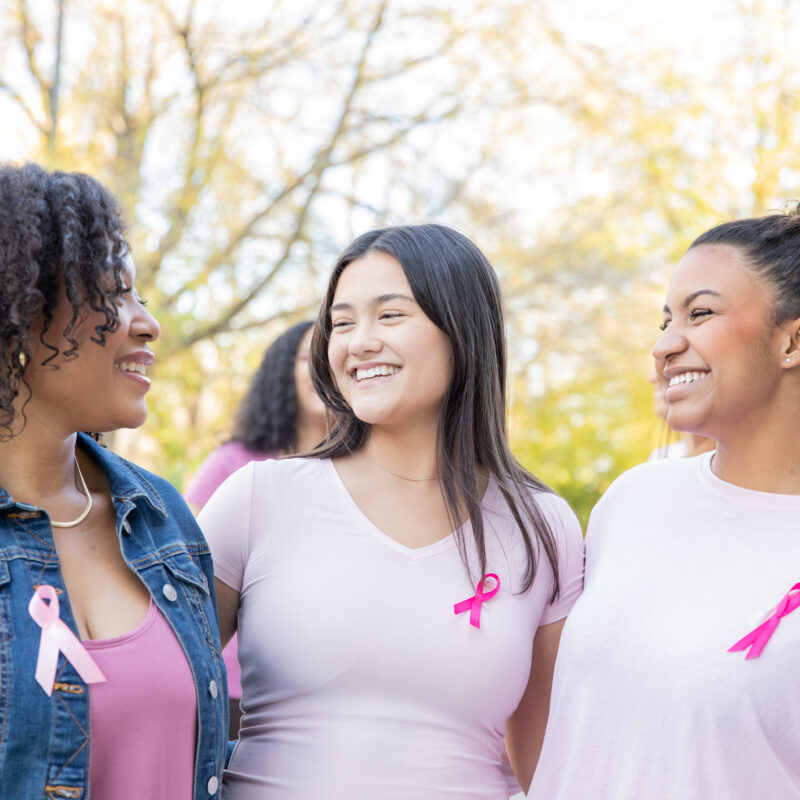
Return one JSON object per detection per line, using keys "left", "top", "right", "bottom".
{"left": 114, "top": 350, "right": 154, "bottom": 386}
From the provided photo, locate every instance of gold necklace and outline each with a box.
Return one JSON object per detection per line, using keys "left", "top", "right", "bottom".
{"left": 51, "top": 457, "right": 93, "bottom": 528}
{"left": 361, "top": 452, "right": 439, "bottom": 482}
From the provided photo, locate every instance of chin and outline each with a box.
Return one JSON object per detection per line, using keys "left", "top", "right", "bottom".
{"left": 97, "top": 409, "right": 149, "bottom": 432}
{"left": 665, "top": 409, "right": 708, "bottom": 438}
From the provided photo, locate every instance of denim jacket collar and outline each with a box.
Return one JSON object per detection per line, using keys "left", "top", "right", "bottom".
{"left": 0, "top": 432, "right": 167, "bottom": 519}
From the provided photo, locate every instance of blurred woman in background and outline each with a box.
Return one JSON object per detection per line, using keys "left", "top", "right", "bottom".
{"left": 185, "top": 319, "right": 327, "bottom": 735}
{"left": 0, "top": 163, "right": 226, "bottom": 799}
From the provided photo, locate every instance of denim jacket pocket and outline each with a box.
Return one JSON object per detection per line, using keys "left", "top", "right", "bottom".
{"left": 161, "top": 549, "right": 210, "bottom": 596}
{"left": 159, "top": 549, "right": 220, "bottom": 651}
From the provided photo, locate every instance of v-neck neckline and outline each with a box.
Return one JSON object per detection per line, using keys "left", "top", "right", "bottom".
{"left": 321, "top": 457, "right": 494, "bottom": 560}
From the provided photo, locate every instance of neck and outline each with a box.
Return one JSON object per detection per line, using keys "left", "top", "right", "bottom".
{"left": 362, "top": 424, "right": 439, "bottom": 481}
{"left": 711, "top": 438, "right": 800, "bottom": 495}
{"left": 681, "top": 432, "right": 715, "bottom": 458}
{"left": 704, "top": 386, "right": 800, "bottom": 493}
{"left": 0, "top": 423, "right": 83, "bottom": 505}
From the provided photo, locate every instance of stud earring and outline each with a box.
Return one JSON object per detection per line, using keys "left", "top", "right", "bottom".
{"left": 787, "top": 357, "right": 793, "bottom": 364}
{"left": 18, "top": 352, "right": 27, "bottom": 367}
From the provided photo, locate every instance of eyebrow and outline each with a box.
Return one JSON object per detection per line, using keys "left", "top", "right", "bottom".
{"left": 330, "top": 292, "right": 416, "bottom": 312}
{"left": 662, "top": 289, "right": 722, "bottom": 314}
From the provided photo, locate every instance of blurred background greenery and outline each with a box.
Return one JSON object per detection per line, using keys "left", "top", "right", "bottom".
{"left": 2, "top": 0, "right": 798, "bottom": 527}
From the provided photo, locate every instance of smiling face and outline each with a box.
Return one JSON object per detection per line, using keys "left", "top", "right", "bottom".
{"left": 327, "top": 250, "right": 453, "bottom": 431}
{"left": 22, "top": 256, "right": 160, "bottom": 435}
{"left": 652, "top": 244, "right": 787, "bottom": 441}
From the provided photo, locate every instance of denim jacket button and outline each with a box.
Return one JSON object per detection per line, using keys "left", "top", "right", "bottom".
{"left": 207, "top": 775, "right": 219, "bottom": 795}
{"left": 162, "top": 584, "right": 178, "bottom": 602}
{"left": 208, "top": 680, "right": 219, "bottom": 699}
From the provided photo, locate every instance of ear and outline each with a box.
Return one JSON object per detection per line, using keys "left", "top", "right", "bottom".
{"left": 780, "top": 316, "right": 800, "bottom": 370}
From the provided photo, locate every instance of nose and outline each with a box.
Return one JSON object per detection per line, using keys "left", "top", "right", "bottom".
{"left": 132, "top": 303, "right": 160, "bottom": 343}
{"left": 651, "top": 322, "right": 686, "bottom": 370}
{"left": 347, "top": 320, "right": 382, "bottom": 356}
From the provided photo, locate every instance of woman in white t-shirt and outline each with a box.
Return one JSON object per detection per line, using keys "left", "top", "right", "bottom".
{"left": 199, "top": 224, "right": 584, "bottom": 799}
{"left": 530, "top": 208, "right": 800, "bottom": 799}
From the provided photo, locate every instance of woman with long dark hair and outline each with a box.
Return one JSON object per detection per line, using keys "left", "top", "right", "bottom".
{"left": 530, "top": 208, "right": 800, "bottom": 799}
{"left": 185, "top": 320, "right": 327, "bottom": 735}
{"left": 200, "top": 224, "right": 584, "bottom": 798}
{"left": 0, "top": 163, "right": 227, "bottom": 799}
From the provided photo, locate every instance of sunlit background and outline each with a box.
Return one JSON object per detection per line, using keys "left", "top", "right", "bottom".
{"left": 2, "top": 0, "right": 797, "bottom": 525}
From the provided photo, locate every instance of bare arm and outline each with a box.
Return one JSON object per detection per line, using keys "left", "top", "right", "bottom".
{"left": 505, "top": 618, "right": 566, "bottom": 792}
{"left": 215, "top": 578, "right": 240, "bottom": 649}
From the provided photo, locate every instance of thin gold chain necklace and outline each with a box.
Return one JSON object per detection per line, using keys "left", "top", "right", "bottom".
{"left": 51, "top": 457, "right": 93, "bottom": 528}
{"left": 360, "top": 452, "right": 438, "bottom": 482}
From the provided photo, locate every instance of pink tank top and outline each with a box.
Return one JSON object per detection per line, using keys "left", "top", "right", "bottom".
{"left": 83, "top": 599, "right": 197, "bottom": 800}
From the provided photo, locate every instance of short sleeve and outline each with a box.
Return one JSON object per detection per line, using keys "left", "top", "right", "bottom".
{"left": 538, "top": 496, "right": 585, "bottom": 625}
{"left": 197, "top": 461, "right": 256, "bottom": 593}
{"left": 184, "top": 444, "right": 241, "bottom": 509}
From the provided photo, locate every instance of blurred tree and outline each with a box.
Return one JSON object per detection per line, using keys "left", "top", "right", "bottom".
{"left": 0, "top": 0, "right": 559, "bottom": 473}
{"left": 2, "top": 0, "right": 800, "bottom": 506}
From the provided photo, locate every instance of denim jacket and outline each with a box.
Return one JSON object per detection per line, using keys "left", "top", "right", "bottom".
{"left": 0, "top": 433, "right": 228, "bottom": 799}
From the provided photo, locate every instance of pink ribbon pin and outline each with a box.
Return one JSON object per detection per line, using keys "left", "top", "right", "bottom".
{"left": 454, "top": 573, "right": 500, "bottom": 629}
{"left": 728, "top": 582, "right": 800, "bottom": 660}
{"left": 28, "top": 585, "right": 106, "bottom": 695}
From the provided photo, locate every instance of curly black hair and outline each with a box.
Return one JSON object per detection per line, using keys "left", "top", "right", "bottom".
{"left": 230, "top": 320, "right": 315, "bottom": 454}
{"left": 0, "top": 163, "right": 129, "bottom": 437}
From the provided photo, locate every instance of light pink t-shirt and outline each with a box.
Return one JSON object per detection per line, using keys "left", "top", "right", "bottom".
{"left": 529, "top": 452, "right": 800, "bottom": 800}
{"left": 200, "top": 457, "right": 584, "bottom": 800}
{"left": 185, "top": 441, "right": 274, "bottom": 700}
{"left": 84, "top": 599, "right": 197, "bottom": 800}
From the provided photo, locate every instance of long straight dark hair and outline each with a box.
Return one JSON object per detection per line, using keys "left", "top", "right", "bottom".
{"left": 309, "top": 224, "right": 560, "bottom": 596}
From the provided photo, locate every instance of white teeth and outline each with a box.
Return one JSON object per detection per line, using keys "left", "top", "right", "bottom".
{"left": 355, "top": 365, "right": 399, "bottom": 381}
{"left": 116, "top": 362, "right": 146, "bottom": 375}
{"left": 669, "top": 371, "right": 707, "bottom": 388}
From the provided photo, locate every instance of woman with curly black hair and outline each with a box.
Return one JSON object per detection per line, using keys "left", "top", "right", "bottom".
{"left": 184, "top": 320, "right": 327, "bottom": 735}
{"left": 0, "top": 163, "right": 227, "bottom": 800}
{"left": 185, "top": 320, "right": 327, "bottom": 514}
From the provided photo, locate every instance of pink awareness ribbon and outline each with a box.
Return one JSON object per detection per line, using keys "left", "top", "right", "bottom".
{"left": 28, "top": 585, "right": 106, "bottom": 695}
{"left": 728, "top": 583, "right": 800, "bottom": 660}
{"left": 454, "top": 573, "right": 500, "bottom": 629}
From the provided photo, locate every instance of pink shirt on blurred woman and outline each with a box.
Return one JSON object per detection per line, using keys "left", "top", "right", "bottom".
{"left": 185, "top": 441, "right": 275, "bottom": 701}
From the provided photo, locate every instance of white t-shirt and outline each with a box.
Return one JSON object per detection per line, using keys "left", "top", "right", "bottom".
{"left": 529, "top": 452, "right": 800, "bottom": 800}
{"left": 200, "top": 457, "right": 584, "bottom": 800}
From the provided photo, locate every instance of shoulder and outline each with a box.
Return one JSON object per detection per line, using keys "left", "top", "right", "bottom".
{"left": 486, "top": 480, "right": 579, "bottom": 532}
{"left": 210, "top": 455, "right": 327, "bottom": 504}
{"left": 596, "top": 456, "right": 697, "bottom": 511}
{"left": 586, "top": 456, "right": 704, "bottom": 550}
{"left": 251, "top": 455, "right": 327, "bottom": 483}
